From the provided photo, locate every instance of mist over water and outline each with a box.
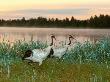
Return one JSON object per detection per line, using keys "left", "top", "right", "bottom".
{"left": 0, "top": 27, "right": 110, "bottom": 44}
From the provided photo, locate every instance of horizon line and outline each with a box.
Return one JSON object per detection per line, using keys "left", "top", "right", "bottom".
{"left": 0, "top": 14, "right": 109, "bottom": 20}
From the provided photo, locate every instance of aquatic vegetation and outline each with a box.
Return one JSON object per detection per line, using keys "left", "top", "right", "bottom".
{"left": 62, "top": 38, "right": 110, "bottom": 65}
{"left": 0, "top": 38, "right": 110, "bottom": 82}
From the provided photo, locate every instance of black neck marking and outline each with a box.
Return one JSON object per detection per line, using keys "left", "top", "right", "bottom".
{"left": 48, "top": 48, "right": 54, "bottom": 58}
{"left": 68, "top": 37, "right": 71, "bottom": 45}
{"left": 50, "top": 37, "right": 54, "bottom": 46}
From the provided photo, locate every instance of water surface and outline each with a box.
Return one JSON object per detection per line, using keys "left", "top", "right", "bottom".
{"left": 0, "top": 27, "right": 110, "bottom": 44}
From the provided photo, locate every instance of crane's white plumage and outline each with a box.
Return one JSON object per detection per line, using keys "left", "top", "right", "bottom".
{"left": 22, "top": 34, "right": 56, "bottom": 65}
{"left": 52, "top": 35, "right": 75, "bottom": 59}
{"left": 25, "top": 46, "right": 52, "bottom": 65}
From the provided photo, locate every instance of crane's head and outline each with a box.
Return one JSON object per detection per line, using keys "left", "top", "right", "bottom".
{"left": 50, "top": 34, "right": 56, "bottom": 40}
{"left": 69, "top": 35, "right": 75, "bottom": 39}
{"left": 68, "top": 35, "right": 77, "bottom": 45}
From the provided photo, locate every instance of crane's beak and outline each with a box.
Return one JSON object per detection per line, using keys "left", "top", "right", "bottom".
{"left": 54, "top": 37, "right": 56, "bottom": 40}
{"left": 73, "top": 38, "right": 77, "bottom": 42}
{"left": 72, "top": 37, "right": 77, "bottom": 42}
{"left": 69, "top": 35, "right": 74, "bottom": 39}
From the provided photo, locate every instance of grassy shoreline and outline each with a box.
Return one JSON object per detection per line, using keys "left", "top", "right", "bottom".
{"left": 0, "top": 38, "right": 110, "bottom": 82}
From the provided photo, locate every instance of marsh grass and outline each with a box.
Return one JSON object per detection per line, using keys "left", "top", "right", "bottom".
{"left": 0, "top": 38, "right": 110, "bottom": 82}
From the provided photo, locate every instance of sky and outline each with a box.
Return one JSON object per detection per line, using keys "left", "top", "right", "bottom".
{"left": 0, "top": 0, "right": 110, "bottom": 20}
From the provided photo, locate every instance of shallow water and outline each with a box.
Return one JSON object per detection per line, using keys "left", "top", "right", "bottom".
{"left": 0, "top": 27, "right": 110, "bottom": 44}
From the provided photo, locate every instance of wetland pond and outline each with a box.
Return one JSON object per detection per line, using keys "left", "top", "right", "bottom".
{"left": 0, "top": 27, "right": 110, "bottom": 43}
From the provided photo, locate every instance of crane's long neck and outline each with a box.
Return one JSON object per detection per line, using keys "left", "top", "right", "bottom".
{"left": 50, "top": 37, "right": 54, "bottom": 46}
{"left": 46, "top": 37, "right": 54, "bottom": 57}
{"left": 64, "top": 38, "right": 71, "bottom": 51}
{"left": 68, "top": 37, "right": 71, "bottom": 45}
{"left": 45, "top": 38, "right": 54, "bottom": 57}
{"left": 45, "top": 37, "right": 54, "bottom": 55}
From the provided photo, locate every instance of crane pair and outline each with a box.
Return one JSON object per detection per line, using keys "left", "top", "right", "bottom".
{"left": 22, "top": 34, "right": 76, "bottom": 65}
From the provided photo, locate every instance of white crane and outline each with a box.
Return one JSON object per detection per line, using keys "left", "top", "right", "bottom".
{"left": 51, "top": 35, "right": 76, "bottom": 59}
{"left": 22, "top": 34, "right": 56, "bottom": 65}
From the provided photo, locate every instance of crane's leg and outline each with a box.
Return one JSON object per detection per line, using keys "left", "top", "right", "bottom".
{"left": 39, "top": 61, "right": 42, "bottom": 66}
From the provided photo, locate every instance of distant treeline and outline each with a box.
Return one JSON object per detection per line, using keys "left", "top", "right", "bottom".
{"left": 0, "top": 14, "right": 110, "bottom": 28}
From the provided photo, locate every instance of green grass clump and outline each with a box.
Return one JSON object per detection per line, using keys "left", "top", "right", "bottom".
{"left": 62, "top": 38, "right": 110, "bottom": 65}
{"left": 0, "top": 38, "right": 110, "bottom": 82}
{"left": 0, "top": 40, "right": 47, "bottom": 66}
